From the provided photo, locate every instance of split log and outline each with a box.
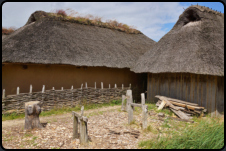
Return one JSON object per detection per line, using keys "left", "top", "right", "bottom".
{"left": 24, "top": 101, "right": 43, "bottom": 130}
{"left": 157, "top": 100, "right": 166, "bottom": 110}
{"left": 165, "top": 101, "right": 204, "bottom": 110}
{"left": 170, "top": 108, "right": 192, "bottom": 120}
{"left": 155, "top": 95, "right": 198, "bottom": 106}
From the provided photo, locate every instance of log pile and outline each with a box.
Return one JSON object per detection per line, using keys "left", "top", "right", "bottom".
{"left": 155, "top": 95, "right": 207, "bottom": 122}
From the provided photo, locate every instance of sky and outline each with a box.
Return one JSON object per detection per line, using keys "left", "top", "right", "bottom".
{"left": 2, "top": 2, "right": 224, "bottom": 42}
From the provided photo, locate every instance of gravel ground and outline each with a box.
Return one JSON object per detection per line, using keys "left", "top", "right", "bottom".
{"left": 2, "top": 105, "right": 171, "bottom": 149}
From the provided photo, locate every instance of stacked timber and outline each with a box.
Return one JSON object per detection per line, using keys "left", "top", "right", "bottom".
{"left": 155, "top": 95, "right": 206, "bottom": 122}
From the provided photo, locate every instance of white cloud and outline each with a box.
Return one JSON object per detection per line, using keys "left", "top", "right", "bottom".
{"left": 2, "top": 2, "right": 189, "bottom": 41}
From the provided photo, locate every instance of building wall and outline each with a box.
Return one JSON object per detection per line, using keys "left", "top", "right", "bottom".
{"left": 2, "top": 63, "right": 147, "bottom": 97}
{"left": 147, "top": 73, "right": 224, "bottom": 117}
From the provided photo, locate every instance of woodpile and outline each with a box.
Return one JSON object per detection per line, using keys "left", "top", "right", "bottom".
{"left": 155, "top": 95, "right": 207, "bottom": 122}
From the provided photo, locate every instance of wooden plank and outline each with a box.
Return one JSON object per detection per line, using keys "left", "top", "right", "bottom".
{"left": 216, "top": 76, "right": 224, "bottom": 117}
{"left": 190, "top": 73, "right": 194, "bottom": 103}
{"left": 131, "top": 103, "right": 142, "bottom": 107}
{"left": 157, "top": 100, "right": 166, "bottom": 110}
{"left": 206, "top": 75, "right": 212, "bottom": 115}
{"left": 142, "top": 105, "right": 148, "bottom": 130}
{"left": 155, "top": 95, "right": 198, "bottom": 106}
{"left": 194, "top": 74, "right": 198, "bottom": 104}
{"left": 166, "top": 100, "right": 204, "bottom": 110}
{"left": 155, "top": 73, "right": 160, "bottom": 103}
{"left": 147, "top": 73, "right": 150, "bottom": 103}
{"left": 170, "top": 108, "right": 191, "bottom": 120}
{"left": 210, "top": 76, "right": 217, "bottom": 117}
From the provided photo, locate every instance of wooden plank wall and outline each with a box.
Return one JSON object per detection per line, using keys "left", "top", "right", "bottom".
{"left": 147, "top": 73, "right": 224, "bottom": 117}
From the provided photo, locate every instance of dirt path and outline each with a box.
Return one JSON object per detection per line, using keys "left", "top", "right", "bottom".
{"left": 2, "top": 105, "right": 121, "bottom": 128}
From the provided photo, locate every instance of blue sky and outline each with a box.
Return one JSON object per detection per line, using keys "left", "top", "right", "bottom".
{"left": 2, "top": 2, "right": 224, "bottom": 42}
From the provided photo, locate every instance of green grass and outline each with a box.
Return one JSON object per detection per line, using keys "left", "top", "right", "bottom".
{"left": 138, "top": 117, "right": 224, "bottom": 149}
{"left": 2, "top": 99, "right": 121, "bottom": 121}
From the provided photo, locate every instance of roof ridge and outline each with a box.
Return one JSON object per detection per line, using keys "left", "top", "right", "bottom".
{"left": 188, "top": 5, "right": 224, "bottom": 16}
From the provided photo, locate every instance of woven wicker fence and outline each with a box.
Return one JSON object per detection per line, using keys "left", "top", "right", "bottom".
{"left": 2, "top": 83, "right": 134, "bottom": 114}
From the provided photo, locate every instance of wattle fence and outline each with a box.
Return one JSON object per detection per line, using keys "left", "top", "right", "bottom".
{"left": 2, "top": 82, "right": 137, "bottom": 114}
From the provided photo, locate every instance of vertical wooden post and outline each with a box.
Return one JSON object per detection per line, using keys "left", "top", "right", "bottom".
{"left": 71, "top": 86, "right": 74, "bottom": 106}
{"left": 86, "top": 82, "right": 87, "bottom": 88}
{"left": 141, "top": 93, "right": 147, "bottom": 129}
{"left": 101, "top": 82, "right": 103, "bottom": 89}
{"left": 52, "top": 87, "right": 55, "bottom": 90}
{"left": 80, "top": 117, "right": 88, "bottom": 145}
{"left": 42, "top": 85, "right": 45, "bottom": 111}
{"left": 42, "top": 85, "right": 45, "bottom": 93}
{"left": 122, "top": 84, "right": 124, "bottom": 89}
{"left": 121, "top": 95, "right": 126, "bottom": 111}
{"left": 30, "top": 85, "right": 32, "bottom": 93}
{"left": 129, "top": 84, "right": 131, "bottom": 89}
{"left": 95, "top": 82, "right": 96, "bottom": 89}
{"left": 115, "top": 84, "right": 117, "bottom": 88}
{"left": 81, "top": 84, "right": 83, "bottom": 89}
{"left": 81, "top": 106, "right": 84, "bottom": 116}
{"left": 127, "top": 90, "right": 133, "bottom": 124}
{"left": 109, "top": 84, "right": 110, "bottom": 89}
{"left": 2, "top": 89, "right": 5, "bottom": 99}
{"left": 72, "top": 112, "right": 79, "bottom": 139}
{"left": 61, "top": 87, "right": 63, "bottom": 90}
{"left": 17, "top": 87, "right": 20, "bottom": 95}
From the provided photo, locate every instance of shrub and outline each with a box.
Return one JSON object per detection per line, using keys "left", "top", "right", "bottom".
{"left": 56, "top": 9, "right": 67, "bottom": 17}
{"left": 2, "top": 27, "right": 16, "bottom": 35}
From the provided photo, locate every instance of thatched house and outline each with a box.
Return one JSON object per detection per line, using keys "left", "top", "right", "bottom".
{"left": 2, "top": 11, "right": 156, "bottom": 97}
{"left": 131, "top": 5, "right": 224, "bottom": 117}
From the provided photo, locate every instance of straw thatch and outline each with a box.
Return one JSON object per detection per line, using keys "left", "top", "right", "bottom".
{"left": 2, "top": 11, "right": 156, "bottom": 68}
{"left": 131, "top": 5, "right": 224, "bottom": 76}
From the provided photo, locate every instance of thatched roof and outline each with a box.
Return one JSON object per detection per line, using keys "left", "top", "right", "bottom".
{"left": 131, "top": 5, "right": 224, "bottom": 76}
{"left": 2, "top": 11, "right": 156, "bottom": 68}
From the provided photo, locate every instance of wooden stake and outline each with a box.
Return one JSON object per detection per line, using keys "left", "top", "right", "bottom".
{"left": 71, "top": 85, "right": 73, "bottom": 89}
{"left": 52, "top": 87, "right": 55, "bottom": 90}
{"left": 61, "top": 87, "right": 63, "bottom": 90}
{"left": 42, "top": 85, "right": 45, "bottom": 93}
{"left": 80, "top": 117, "right": 88, "bottom": 145}
{"left": 81, "top": 84, "right": 83, "bottom": 89}
{"left": 17, "top": 87, "right": 20, "bottom": 95}
{"left": 30, "top": 85, "right": 32, "bottom": 93}
{"left": 115, "top": 84, "right": 117, "bottom": 88}
{"left": 95, "top": 82, "right": 96, "bottom": 89}
{"left": 121, "top": 95, "right": 126, "bottom": 111}
{"left": 2, "top": 89, "right": 5, "bottom": 99}
{"left": 109, "top": 84, "right": 110, "bottom": 89}
{"left": 85, "top": 82, "right": 87, "bottom": 88}
{"left": 81, "top": 106, "right": 84, "bottom": 116}
{"left": 72, "top": 112, "right": 79, "bottom": 139}
{"left": 122, "top": 84, "right": 124, "bottom": 89}
{"left": 101, "top": 82, "right": 103, "bottom": 89}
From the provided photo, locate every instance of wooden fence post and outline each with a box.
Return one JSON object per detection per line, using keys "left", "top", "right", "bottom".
{"left": 61, "top": 87, "right": 63, "bottom": 90}
{"left": 101, "top": 82, "right": 103, "bottom": 89}
{"left": 127, "top": 90, "right": 133, "bottom": 124}
{"left": 71, "top": 86, "right": 74, "bottom": 106}
{"left": 17, "top": 87, "right": 19, "bottom": 95}
{"left": 72, "top": 112, "right": 79, "bottom": 139}
{"left": 30, "top": 85, "right": 32, "bottom": 93}
{"left": 80, "top": 117, "right": 88, "bottom": 145}
{"left": 52, "top": 87, "right": 55, "bottom": 90}
{"left": 42, "top": 85, "right": 45, "bottom": 93}
{"left": 95, "top": 82, "right": 96, "bottom": 89}
{"left": 2, "top": 89, "right": 5, "bottom": 99}
{"left": 109, "top": 84, "right": 110, "bottom": 89}
{"left": 141, "top": 93, "right": 147, "bottom": 129}
{"left": 121, "top": 95, "right": 126, "bottom": 111}
{"left": 85, "top": 82, "right": 87, "bottom": 88}
{"left": 115, "top": 84, "right": 117, "bottom": 88}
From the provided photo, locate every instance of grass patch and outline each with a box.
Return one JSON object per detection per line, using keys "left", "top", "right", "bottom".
{"left": 138, "top": 117, "right": 224, "bottom": 149}
{"left": 2, "top": 99, "right": 121, "bottom": 121}
{"left": 143, "top": 125, "right": 158, "bottom": 134}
